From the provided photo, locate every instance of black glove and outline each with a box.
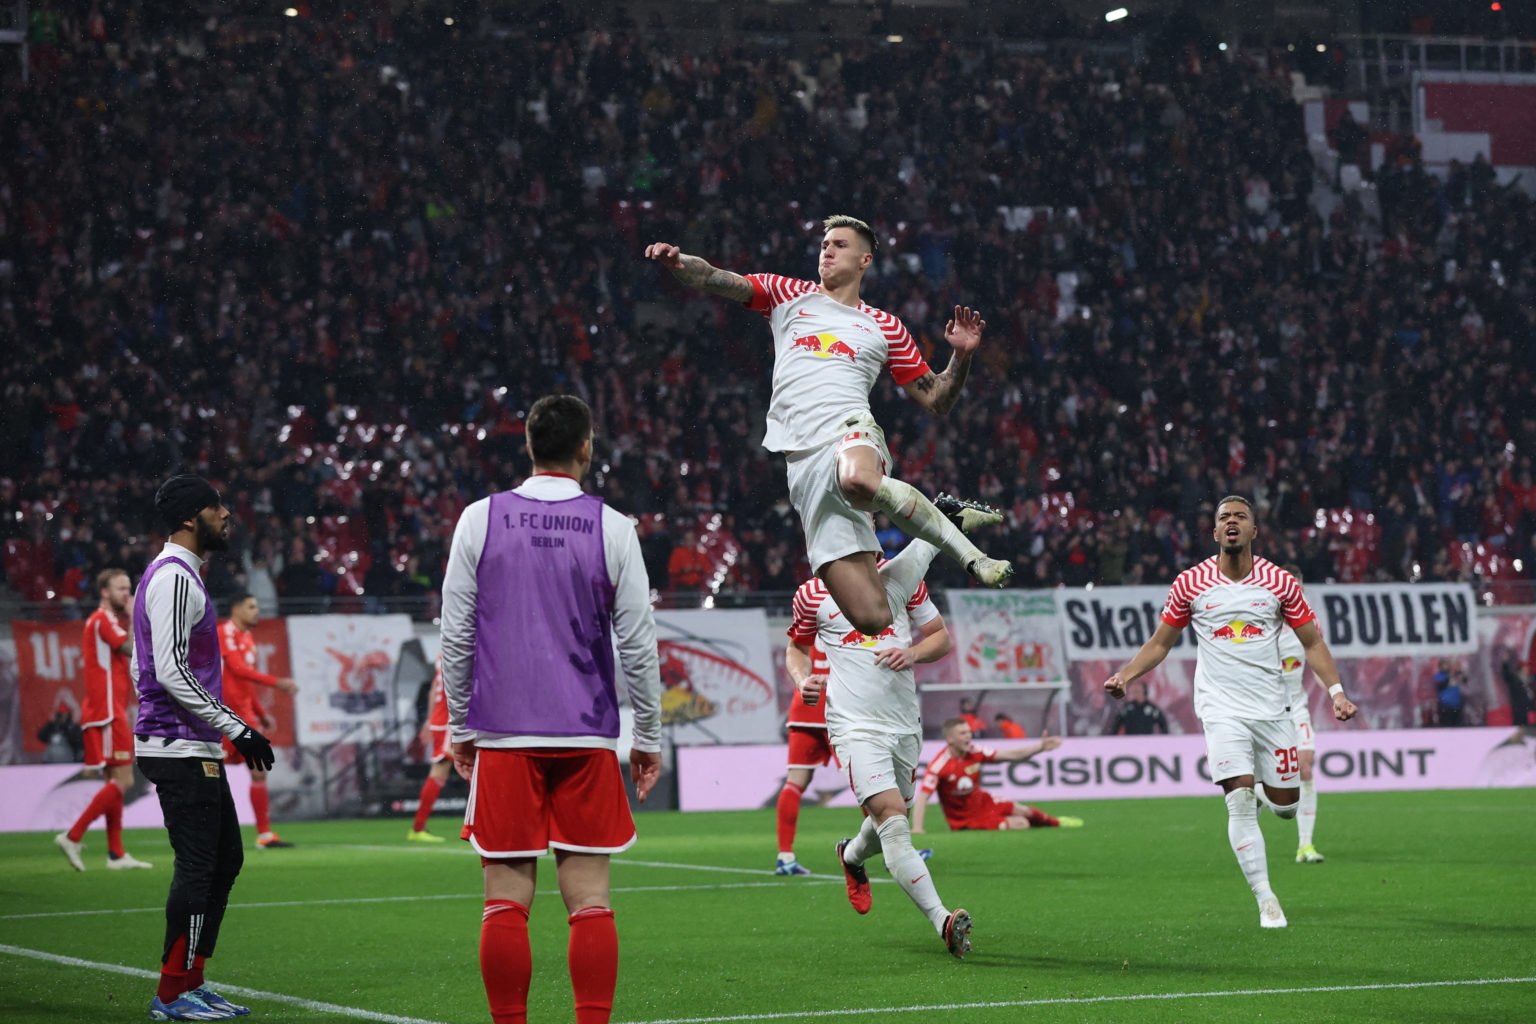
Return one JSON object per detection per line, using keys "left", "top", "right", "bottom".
{"left": 231, "top": 726, "right": 275, "bottom": 772}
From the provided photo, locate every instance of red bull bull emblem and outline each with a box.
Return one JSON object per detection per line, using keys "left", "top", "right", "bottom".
{"left": 791, "top": 333, "right": 859, "bottom": 362}
{"left": 1211, "top": 620, "right": 1265, "bottom": 643}
{"left": 840, "top": 625, "right": 896, "bottom": 647}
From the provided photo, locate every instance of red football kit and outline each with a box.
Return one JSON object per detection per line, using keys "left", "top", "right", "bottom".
{"left": 921, "top": 745, "right": 1014, "bottom": 831}
{"left": 81, "top": 608, "right": 134, "bottom": 767}
{"left": 218, "top": 621, "right": 279, "bottom": 763}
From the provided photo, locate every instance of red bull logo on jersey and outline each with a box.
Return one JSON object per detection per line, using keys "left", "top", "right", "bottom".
{"left": 1281, "top": 656, "right": 1303, "bottom": 672}
{"left": 791, "top": 333, "right": 859, "bottom": 362}
{"left": 1211, "top": 620, "right": 1266, "bottom": 643}
{"left": 839, "top": 625, "right": 896, "bottom": 648}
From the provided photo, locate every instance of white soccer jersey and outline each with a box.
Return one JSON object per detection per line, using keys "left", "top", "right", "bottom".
{"left": 787, "top": 575, "right": 940, "bottom": 737}
{"left": 1160, "top": 556, "right": 1315, "bottom": 721}
{"left": 1277, "top": 623, "right": 1307, "bottom": 711}
{"left": 745, "top": 274, "right": 930, "bottom": 453}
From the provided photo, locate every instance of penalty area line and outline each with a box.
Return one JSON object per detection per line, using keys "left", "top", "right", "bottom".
{"left": 616, "top": 975, "right": 1536, "bottom": 1024}
{"left": 0, "top": 943, "right": 452, "bottom": 1024}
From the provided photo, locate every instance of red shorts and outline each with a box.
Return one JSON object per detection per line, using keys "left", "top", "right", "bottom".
{"left": 83, "top": 718, "right": 134, "bottom": 768}
{"left": 429, "top": 727, "right": 451, "bottom": 763}
{"left": 950, "top": 799, "right": 1016, "bottom": 832}
{"left": 786, "top": 727, "right": 837, "bottom": 769}
{"left": 462, "top": 747, "right": 635, "bottom": 858}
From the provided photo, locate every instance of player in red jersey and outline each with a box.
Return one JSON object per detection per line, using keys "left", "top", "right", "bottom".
{"left": 1104, "top": 496, "right": 1358, "bottom": 929}
{"left": 218, "top": 593, "right": 299, "bottom": 849}
{"left": 645, "top": 216, "right": 1010, "bottom": 644}
{"left": 912, "top": 718, "right": 1078, "bottom": 834}
{"left": 407, "top": 658, "right": 454, "bottom": 842}
{"left": 773, "top": 637, "right": 834, "bottom": 876}
{"left": 54, "top": 569, "right": 153, "bottom": 871}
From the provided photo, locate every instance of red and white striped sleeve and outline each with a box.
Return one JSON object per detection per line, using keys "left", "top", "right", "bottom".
{"left": 745, "top": 274, "right": 817, "bottom": 316}
{"left": 869, "top": 307, "right": 931, "bottom": 386}
{"left": 906, "top": 582, "right": 941, "bottom": 628}
{"left": 1273, "top": 564, "right": 1316, "bottom": 629}
{"left": 1160, "top": 570, "right": 1196, "bottom": 629}
{"left": 788, "top": 581, "right": 823, "bottom": 644}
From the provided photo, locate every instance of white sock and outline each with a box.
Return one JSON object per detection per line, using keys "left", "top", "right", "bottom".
{"left": 843, "top": 814, "right": 882, "bottom": 866}
{"left": 879, "top": 539, "right": 940, "bottom": 621}
{"left": 1225, "top": 788, "right": 1274, "bottom": 903}
{"left": 876, "top": 815, "right": 948, "bottom": 933}
{"left": 1253, "top": 784, "right": 1271, "bottom": 814}
{"left": 777, "top": 851, "right": 795, "bottom": 863}
{"left": 1297, "top": 779, "right": 1317, "bottom": 848}
{"left": 869, "top": 477, "right": 984, "bottom": 570}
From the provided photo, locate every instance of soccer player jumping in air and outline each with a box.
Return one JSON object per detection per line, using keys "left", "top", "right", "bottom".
{"left": 1103, "top": 497, "right": 1357, "bottom": 929}
{"left": 645, "top": 216, "right": 1010, "bottom": 643}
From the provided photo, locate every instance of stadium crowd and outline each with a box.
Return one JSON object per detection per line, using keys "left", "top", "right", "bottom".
{"left": 3, "top": 1, "right": 1535, "bottom": 612}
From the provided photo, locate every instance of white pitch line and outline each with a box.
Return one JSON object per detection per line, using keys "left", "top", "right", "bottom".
{"left": 336, "top": 843, "right": 889, "bottom": 884}
{"left": 617, "top": 976, "right": 1536, "bottom": 1024}
{"left": 0, "top": 943, "right": 452, "bottom": 1024}
{"left": 0, "top": 880, "right": 839, "bottom": 922}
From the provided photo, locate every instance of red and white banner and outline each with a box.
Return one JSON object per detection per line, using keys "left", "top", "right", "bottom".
{"left": 287, "top": 614, "right": 416, "bottom": 744}
{"left": 655, "top": 609, "right": 779, "bottom": 745}
{"left": 677, "top": 727, "right": 1536, "bottom": 811}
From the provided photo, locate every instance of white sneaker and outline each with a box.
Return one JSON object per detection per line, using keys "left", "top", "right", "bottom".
{"left": 54, "top": 832, "right": 86, "bottom": 872}
{"left": 106, "top": 852, "right": 154, "bottom": 870}
{"left": 1259, "top": 896, "right": 1288, "bottom": 929}
{"left": 967, "top": 557, "right": 1014, "bottom": 588}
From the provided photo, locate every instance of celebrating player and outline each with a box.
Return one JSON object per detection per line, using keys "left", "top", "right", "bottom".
{"left": 219, "top": 593, "right": 300, "bottom": 850}
{"left": 1103, "top": 496, "right": 1358, "bottom": 929}
{"left": 911, "top": 718, "right": 1082, "bottom": 834}
{"left": 1278, "top": 564, "right": 1326, "bottom": 864}
{"left": 406, "top": 658, "right": 453, "bottom": 843}
{"left": 441, "top": 395, "right": 663, "bottom": 1024}
{"left": 54, "top": 568, "right": 154, "bottom": 872}
{"left": 644, "top": 216, "right": 1010, "bottom": 644}
{"left": 789, "top": 539, "right": 973, "bottom": 959}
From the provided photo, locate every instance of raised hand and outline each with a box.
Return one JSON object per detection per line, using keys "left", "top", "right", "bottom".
{"left": 944, "top": 306, "right": 986, "bottom": 355}
{"left": 643, "top": 242, "right": 685, "bottom": 271}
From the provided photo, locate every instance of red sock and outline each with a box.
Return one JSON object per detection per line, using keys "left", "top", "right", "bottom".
{"left": 105, "top": 784, "right": 125, "bottom": 858}
{"left": 413, "top": 776, "right": 444, "bottom": 833}
{"left": 250, "top": 781, "right": 271, "bottom": 835}
{"left": 1023, "top": 806, "right": 1060, "bottom": 828}
{"left": 568, "top": 907, "right": 618, "bottom": 1024}
{"left": 157, "top": 935, "right": 192, "bottom": 1002}
{"left": 775, "top": 781, "right": 804, "bottom": 855}
{"left": 189, "top": 954, "right": 207, "bottom": 991}
{"left": 481, "top": 900, "right": 531, "bottom": 1024}
{"left": 68, "top": 781, "right": 119, "bottom": 843}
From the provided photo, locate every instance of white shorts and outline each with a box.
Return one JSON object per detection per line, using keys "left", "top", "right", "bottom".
{"left": 831, "top": 729, "right": 922, "bottom": 807}
{"left": 1203, "top": 718, "right": 1301, "bottom": 788}
{"left": 1292, "top": 709, "right": 1315, "bottom": 753}
{"left": 784, "top": 413, "right": 891, "bottom": 574}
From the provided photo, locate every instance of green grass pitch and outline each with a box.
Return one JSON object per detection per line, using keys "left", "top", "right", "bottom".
{"left": 3, "top": 790, "right": 1534, "bottom": 1023}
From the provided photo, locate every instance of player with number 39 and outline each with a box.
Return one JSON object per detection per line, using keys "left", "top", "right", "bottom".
{"left": 1102, "top": 496, "right": 1357, "bottom": 929}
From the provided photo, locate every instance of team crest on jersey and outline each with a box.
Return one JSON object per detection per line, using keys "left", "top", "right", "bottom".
{"left": 791, "top": 333, "right": 859, "bottom": 362}
{"left": 1210, "top": 620, "right": 1266, "bottom": 642}
{"left": 839, "top": 625, "right": 896, "bottom": 648}
{"left": 1281, "top": 656, "right": 1303, "bottom": 672}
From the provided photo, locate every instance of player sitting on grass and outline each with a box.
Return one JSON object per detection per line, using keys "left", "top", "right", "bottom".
{"left": 912, "top": 719, "right": 1082, "bottom": 834}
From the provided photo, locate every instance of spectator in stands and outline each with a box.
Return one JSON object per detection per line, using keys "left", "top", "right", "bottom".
{"left": 1435, "top": 662, "right": 1465, "bottom": 727}
{"left": 666, "top": 529, "right": 712, "bottom": 592}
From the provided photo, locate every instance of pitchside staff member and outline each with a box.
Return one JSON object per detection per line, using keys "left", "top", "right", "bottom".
{"left": 134, "top": 475, "right": 275, "bottom": 1021}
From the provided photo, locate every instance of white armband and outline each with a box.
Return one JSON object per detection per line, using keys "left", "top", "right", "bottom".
{"left": 1328, "top": 683, "right": 1344, "bottom": 698}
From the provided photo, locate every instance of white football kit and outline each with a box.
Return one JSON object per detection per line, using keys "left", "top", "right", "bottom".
{"left": 746, "top": 274, "right": 930, "bottom": 571}
{"left": 1276, "top": 624, "right": 1315, "bottom": 752}
{"left": 788, "top": 574, "right": 940, "bottom": 805}
{"left": 1160, "top": 556, "right": 1316, "bottom": 787}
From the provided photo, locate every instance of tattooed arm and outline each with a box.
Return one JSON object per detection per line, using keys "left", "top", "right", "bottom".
{"left": 643, "top": 242, "right": 753, "bottom": 302}
{"left": 902, "top": 306, "right": 985, "bottom": 415}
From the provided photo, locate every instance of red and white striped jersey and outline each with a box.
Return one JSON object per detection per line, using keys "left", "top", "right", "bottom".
{"left": 745, "top": 273, "right": 930, "bottom": 453}
{"left": 1160, "top": 556, "right": 1315, "bottom": 721}
{"left": 787, "top": 574, "right": 940, "bottom": 737}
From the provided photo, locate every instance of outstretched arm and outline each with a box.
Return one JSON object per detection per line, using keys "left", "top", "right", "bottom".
{"left": 901, "top": 306, "right": 983, "bottom": 415}
{"left": 643, "top": 242, "right": 753, "bottom": 302}
{"left": 994, "top": 731, "right": 1063, "bottom": 763}
{"left": 1103, "top": 622, "right": 1183, "bottom": 699}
